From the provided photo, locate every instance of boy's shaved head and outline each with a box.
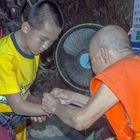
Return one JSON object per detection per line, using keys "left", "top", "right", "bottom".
{"left": 27, "top": 0, "right": 64, "bottom": 29}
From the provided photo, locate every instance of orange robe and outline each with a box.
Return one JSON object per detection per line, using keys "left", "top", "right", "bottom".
{"left": 90, "top": 55, "right": 140, "bottom": 140}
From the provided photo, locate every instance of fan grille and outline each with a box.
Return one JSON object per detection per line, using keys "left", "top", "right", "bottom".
{"left": 55, "top": 23, "right": 103, "bottom": 92}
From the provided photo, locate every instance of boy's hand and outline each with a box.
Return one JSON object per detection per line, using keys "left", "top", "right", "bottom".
{"left": 42, "top": 94, "right": 60, "bottom": 113}
{"left": 30, "top": 116, "right": 46, "bottom": 123}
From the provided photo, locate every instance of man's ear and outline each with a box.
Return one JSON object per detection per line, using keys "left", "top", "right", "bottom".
{"left": 99, "top": 47, "right": 110, "bottom": 64}
{"left": 21, "top": 22, "right": 31, "bottom": 34}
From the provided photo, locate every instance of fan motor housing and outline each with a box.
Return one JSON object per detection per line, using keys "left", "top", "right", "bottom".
{"left": 55, "top": 23, "right": 103, "bottom": 93}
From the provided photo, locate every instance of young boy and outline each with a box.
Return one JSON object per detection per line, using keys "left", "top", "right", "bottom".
{"left": 0, "top": 0, "right": 64, "bottom": 140}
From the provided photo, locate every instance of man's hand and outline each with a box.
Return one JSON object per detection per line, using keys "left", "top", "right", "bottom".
{"left": 47, "top": 88, "right": 88, "bottom": 107}
{"left": 42, "top": 94, "right": 60, "bottom": 114}
{"left": 47, "top": 88, "right": 74, "bottom": 105}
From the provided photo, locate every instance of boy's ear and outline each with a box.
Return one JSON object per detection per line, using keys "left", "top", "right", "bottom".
{"left": 21, "top": 22, "right": 31, "bottom": 34}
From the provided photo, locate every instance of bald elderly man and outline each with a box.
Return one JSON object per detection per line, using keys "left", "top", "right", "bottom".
{"left": 42, "top": 25, "right": 140, "bottom": 140}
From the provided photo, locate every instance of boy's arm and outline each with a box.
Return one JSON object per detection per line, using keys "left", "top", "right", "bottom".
{"left": 19, "top": 89, "right": 42, "bottom": 104}
{"left": 5, "top": 92, "right": 47, "bottom": 116}
{"left": 26, "top": 92, "right": 42, "bottom": 104}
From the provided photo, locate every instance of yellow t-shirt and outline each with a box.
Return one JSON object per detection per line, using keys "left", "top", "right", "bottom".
{"left": 0, "top": 33, "right": 39, "bottom": 112}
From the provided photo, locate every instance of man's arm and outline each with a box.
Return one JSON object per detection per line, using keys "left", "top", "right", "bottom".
{"left": 42, "top": 83, "right": 119, "bottom": 130}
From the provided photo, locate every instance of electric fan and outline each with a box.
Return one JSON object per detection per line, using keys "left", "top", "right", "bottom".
{"left": 55, "top": 23, "right": 103, "bottom": 93}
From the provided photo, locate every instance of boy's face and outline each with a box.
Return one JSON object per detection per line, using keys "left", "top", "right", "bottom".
{"left": 24, "top": 23, "right": 62, "bottom": 55}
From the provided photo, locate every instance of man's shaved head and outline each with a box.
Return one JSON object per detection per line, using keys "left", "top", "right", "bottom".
{"left": 89, "top": 25, "right": 133, "bottom": 58}
{"left": 89, "top": 25, "right": 134, "bottom": 74}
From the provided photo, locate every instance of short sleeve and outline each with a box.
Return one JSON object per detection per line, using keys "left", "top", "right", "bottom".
{"left": 0, "top": 56, "right": 20, "bottom": 95}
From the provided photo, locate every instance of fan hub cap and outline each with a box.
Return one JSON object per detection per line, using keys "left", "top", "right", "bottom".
{"left": 79, "top": 52, "right": 91, "bottom": 69}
